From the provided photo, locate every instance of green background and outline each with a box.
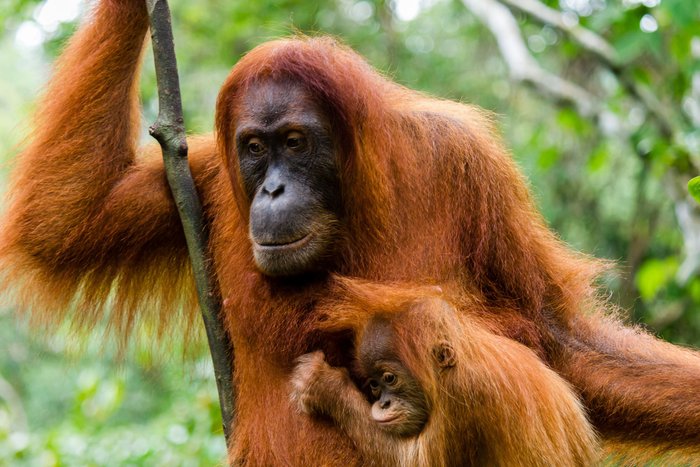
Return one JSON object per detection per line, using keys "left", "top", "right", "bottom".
{"left": 0, "top": 0, "right": 698, "bottom": 464}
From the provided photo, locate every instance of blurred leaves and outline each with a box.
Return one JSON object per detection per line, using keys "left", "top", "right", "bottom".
{"left": 636, "top": 257, "right": 679, "bottom": 303}
{"left": 688, "top": 176, "right": 700, "bottom": 203}
{"left": 0, "top": 310, "right": 225, "bottom": 466}
{"left": 0, "top": 0, "right": 699, "bottom": 464}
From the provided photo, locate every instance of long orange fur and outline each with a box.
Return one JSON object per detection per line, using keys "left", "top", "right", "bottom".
{"left": 293, "top": 278, "right": 599, "bottom": 466}
{"left": 1, "top": 1, "right": 699, "bottom": 464}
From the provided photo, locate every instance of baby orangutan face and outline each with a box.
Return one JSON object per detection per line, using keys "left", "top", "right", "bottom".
{"left": 363, "top": 360, "right": 429, "bottom": 437}
{"left": 359, "top": 319, "right": 430, "bottom": 437}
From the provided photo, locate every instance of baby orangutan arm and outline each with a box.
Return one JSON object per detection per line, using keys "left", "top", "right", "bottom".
{"left": 291, "top": 351, "right": 372, "bottom": 429}
{"left": 290, "top": 351, "right": 402, "bottom": 461}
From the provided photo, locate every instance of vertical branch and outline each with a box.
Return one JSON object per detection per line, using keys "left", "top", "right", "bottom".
{"left": 145, "top": 0, "right": 235, "bottom": 450}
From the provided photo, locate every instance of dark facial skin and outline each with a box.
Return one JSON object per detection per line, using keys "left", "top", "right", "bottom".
{"left": 235, "top": 80, "right": 342, "bottom": 276}
{"left": 359, "top": 320, "right": 430, "bottom": 437}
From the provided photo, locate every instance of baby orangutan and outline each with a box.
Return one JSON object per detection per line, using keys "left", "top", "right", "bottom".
{"left": 295, "top": 315, "right": 451, "bottom": 439}
{"left": 291, "top": 281, "right": 599, "bottom": 466}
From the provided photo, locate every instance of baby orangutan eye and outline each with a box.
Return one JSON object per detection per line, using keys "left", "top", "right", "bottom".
{"left": 383, "top": 372, "right": 397, "bottom": 385}
{"left": 368, "top": 379, "right": 380, "bottom": 397}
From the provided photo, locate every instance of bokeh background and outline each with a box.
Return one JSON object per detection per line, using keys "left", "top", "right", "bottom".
{"left": 1, "top": 0, "right": 699, "bottom": 464}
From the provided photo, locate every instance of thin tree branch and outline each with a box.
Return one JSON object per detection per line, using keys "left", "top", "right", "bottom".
{"left": 492, "top": 0, "right": 700, "bottom": 281}
{"left": 460, "top": 0, "right": 601, "bottom": 118}
{"left": 499, "top": 0, "right": 684, "bottom": 140}
{"left": 462, "top": 0, "right": 700, "bottom": 282}
{"left": 145, "top": 0, "right": 235, "bottom": 451}
{"left": 500, "top": 0, "right": 619, "bottom": 67}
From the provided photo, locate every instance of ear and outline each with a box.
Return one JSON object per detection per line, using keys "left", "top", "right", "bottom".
{"left": 432, "top": 341, "right": 456, "bottom": 368}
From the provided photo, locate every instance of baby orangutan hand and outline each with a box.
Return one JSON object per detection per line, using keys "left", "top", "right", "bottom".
{"left": 290, "top": 351, "right": 351, "bottom": 416}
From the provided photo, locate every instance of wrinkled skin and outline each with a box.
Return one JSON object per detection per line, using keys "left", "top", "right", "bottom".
{"left": 235, "top": 80, "right": 342, "bottom": 276}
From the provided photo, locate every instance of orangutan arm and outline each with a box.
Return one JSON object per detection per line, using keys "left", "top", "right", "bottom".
{"left": 553, "top": 314, "right": 700, "bottom": 461}
{"left": 290, "top": 352, "right": 397, "bottom": 459}
{"left": 0, "top": 0, "right": 218, "bottom": 336}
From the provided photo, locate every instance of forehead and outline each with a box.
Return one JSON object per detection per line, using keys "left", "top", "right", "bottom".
{"left": 359, "top": 318, "right": 396, "bottom": 362}
{"left": 237, "top": 79, "right": 326, "bottom": 128}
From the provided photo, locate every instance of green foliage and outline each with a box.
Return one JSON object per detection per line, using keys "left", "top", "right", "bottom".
{"left": 688, "top": 176, "right": 700, "bottom": 204}
{"left": 636, "top": 258, "right": 678, "bottom": 303}
{"left": 0, "top": 0, "right": 40, "bottom": 24}
{"left": 0, "top": 310, "right": 225, "bottom": 466}
{"left": 0, "top": 0, "right": 699, "bottom": 463}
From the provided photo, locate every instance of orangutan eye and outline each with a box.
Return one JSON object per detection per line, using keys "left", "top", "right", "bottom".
{"left": 286, "top": 131, "right": 306, "bottom": 150}
{"left": 368, "top": 379, "right": 381, "bottom": 398}
{"left": 382, "top": 372, "right": 397, "bottom": 385}
{"left": 248, "top": 138, "right": 264, "bottom": 154}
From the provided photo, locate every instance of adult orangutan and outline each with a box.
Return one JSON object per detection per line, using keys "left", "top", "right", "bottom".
{"left": 291, "top": 279, "right": 599, "bottom": 466}
{"left": 1, "top": 0, "right": 699, "bottom": 464}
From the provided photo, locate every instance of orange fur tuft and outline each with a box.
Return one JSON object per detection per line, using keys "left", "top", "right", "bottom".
{"left": 0, "top": 2, "right": 698, "bottom": 463}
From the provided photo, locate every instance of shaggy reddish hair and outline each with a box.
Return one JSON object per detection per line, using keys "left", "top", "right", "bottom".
{"left": 0, "top": 1, "right": 698, "bottom": 463}
{"left": 215, "top": 37, "right": 604, "bottom": 317}
{"left": 293, "top": 277, "right": 600, "bottom": 466}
